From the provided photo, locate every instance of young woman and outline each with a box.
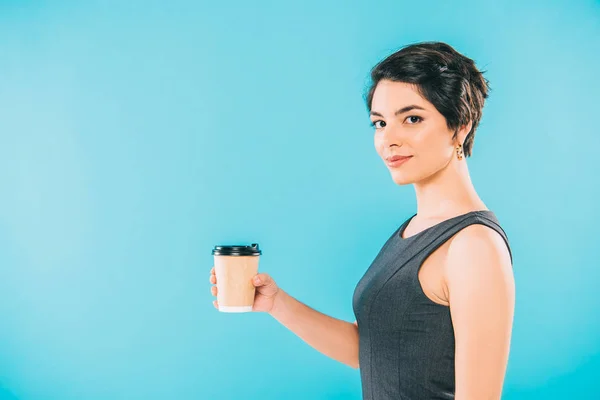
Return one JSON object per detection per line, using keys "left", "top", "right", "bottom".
{"left": 210, "top": 41, "right": 515, "bottom": 400}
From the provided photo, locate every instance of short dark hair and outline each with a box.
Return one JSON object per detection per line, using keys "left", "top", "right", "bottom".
{"left": 364, "top": 41, "right": 490, "bottom": 157}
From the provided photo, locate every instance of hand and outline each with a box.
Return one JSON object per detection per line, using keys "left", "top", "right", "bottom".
{"left": 250, "top": 272, "right": 280, "bottom": 313}
{"left": 209, "top": 267, "right": 281, "bottom": 313}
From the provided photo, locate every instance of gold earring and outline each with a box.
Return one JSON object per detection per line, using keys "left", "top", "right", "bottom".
{"left": 456, "top": 144, "right": 464, "bottom": 160}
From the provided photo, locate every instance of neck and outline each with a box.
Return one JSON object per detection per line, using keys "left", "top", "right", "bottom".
{"left": 412, "top": 156, "right": 486, "bottom": 220}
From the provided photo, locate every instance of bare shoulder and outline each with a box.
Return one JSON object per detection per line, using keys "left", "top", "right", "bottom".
{"left": 448, "top": 223, "right": 511, "bottom": 263}
{"left": 444, "top": 223, "right": 513, "bottom": 282}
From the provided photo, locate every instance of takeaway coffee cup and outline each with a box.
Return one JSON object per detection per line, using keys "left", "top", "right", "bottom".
{"left": 212, "top": 243, "right": 262, "bottom": 313}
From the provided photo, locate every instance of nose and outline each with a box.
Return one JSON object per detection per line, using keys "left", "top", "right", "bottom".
{"left": 380, "top": 124, "right": 405, "bottom": 149}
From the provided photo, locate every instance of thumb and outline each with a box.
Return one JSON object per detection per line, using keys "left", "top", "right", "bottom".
{"left": 252, "top": 273, "right": 268, "bottom": 286}
{"left": 252, "top": 273, "right": 278, "bottom": 296}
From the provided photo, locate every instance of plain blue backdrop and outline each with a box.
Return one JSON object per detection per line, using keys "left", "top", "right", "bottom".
{"left": 1, "top": 0, "right": 599, "bottom": 399}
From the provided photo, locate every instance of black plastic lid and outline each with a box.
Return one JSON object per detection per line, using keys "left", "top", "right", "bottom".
{"left": 212, "top": 243, "right": 261, "bottom": 256}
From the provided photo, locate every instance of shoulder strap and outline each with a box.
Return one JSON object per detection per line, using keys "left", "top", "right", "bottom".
{"left": 417, "top": 212, "right": 513, "bottom": 266}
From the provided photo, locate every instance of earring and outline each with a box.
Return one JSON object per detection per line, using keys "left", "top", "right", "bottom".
{"left": 456, "top": 144, "right": 464, "bottom": 160}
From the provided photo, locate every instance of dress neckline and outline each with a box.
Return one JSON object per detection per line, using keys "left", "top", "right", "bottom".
{"left": 398, "top": 210, "right": 495, "bottom": 240}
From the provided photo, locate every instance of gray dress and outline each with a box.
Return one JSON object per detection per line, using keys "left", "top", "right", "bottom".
{"left": 352, "top": 210, "right": 513, "bottom": 399}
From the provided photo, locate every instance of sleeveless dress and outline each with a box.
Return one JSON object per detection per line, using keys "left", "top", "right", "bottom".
{"left": 352, "top": 210, "right": 513, "bottom": 399}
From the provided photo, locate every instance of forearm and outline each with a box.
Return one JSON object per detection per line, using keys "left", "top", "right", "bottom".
{"left": 269, "top": 289, "right": 359, "bottom": 369}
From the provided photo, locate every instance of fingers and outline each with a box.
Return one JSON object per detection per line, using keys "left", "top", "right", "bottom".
{"left": 213, "top": 300, "right": 219, "bottom": 309}
{"left": 209, "top": 266, "right": 216, "bottom": 284}
{"left": 210, "top": 266, "right": 218, "bottom": 302}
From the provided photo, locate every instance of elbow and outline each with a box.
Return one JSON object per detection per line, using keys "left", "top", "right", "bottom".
{"left": 345, "top": 358, "right": 359, "bottom": 370}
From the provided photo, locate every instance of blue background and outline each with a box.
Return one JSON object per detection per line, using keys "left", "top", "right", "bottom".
{"left": 1, "top": 0, "right": 599, "bottom": 399}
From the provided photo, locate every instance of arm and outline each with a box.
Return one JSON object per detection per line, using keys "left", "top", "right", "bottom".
{"left": 445, "top": 225, "right": 515, "bottom": 400}
{"left": 269, "top": 290, "right": 360, "bottom": 369}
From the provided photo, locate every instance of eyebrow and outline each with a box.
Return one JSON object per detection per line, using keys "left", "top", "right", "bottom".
{"left": 370, "top": 105, "right": 426, "bottom": 118}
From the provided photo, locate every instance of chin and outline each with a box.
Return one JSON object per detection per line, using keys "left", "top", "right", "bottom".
{"left": 390, "top": 172, "right": 415, "bottom": 186}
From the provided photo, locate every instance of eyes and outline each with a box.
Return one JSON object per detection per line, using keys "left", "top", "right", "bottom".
{"left": 370, "top": 115, "right": 423, "bottom": 129}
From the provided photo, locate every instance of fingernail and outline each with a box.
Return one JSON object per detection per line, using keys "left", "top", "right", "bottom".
{"left": 254, "top": 276, "right": 261, "bottom": 284}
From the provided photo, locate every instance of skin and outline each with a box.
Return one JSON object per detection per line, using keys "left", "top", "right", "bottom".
{"left": 368, "top": 79, "right": 515, "bottom": 399}
{"left": 209, "top": 78, "right": 515, "bottom": 397}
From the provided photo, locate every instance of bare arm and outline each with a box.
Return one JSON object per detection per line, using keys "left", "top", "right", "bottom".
{"left": 269, "top": 290, "right": 360, "bottom": 369}
{"left": 446, "top": 225, "right": 515, "bottom": 400}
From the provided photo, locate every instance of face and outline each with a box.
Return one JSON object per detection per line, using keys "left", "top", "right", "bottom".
{"left": 370, "top": 80, "right": 468, "bottom": 185}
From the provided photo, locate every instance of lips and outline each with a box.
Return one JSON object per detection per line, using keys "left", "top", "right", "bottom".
{"left": 385, "top": 155, "right": 413, "bottom": 168}
{"left": 386, "top": 155, "right": 412, "bottom": 162}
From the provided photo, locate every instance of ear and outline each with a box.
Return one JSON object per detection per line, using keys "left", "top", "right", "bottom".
{"left": 455, "top": 120, "right": 473, "bottom": 146}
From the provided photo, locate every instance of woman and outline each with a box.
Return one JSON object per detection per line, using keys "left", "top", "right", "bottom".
{"left": 209, "top": 41, "right": 515, "bottom": 400}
